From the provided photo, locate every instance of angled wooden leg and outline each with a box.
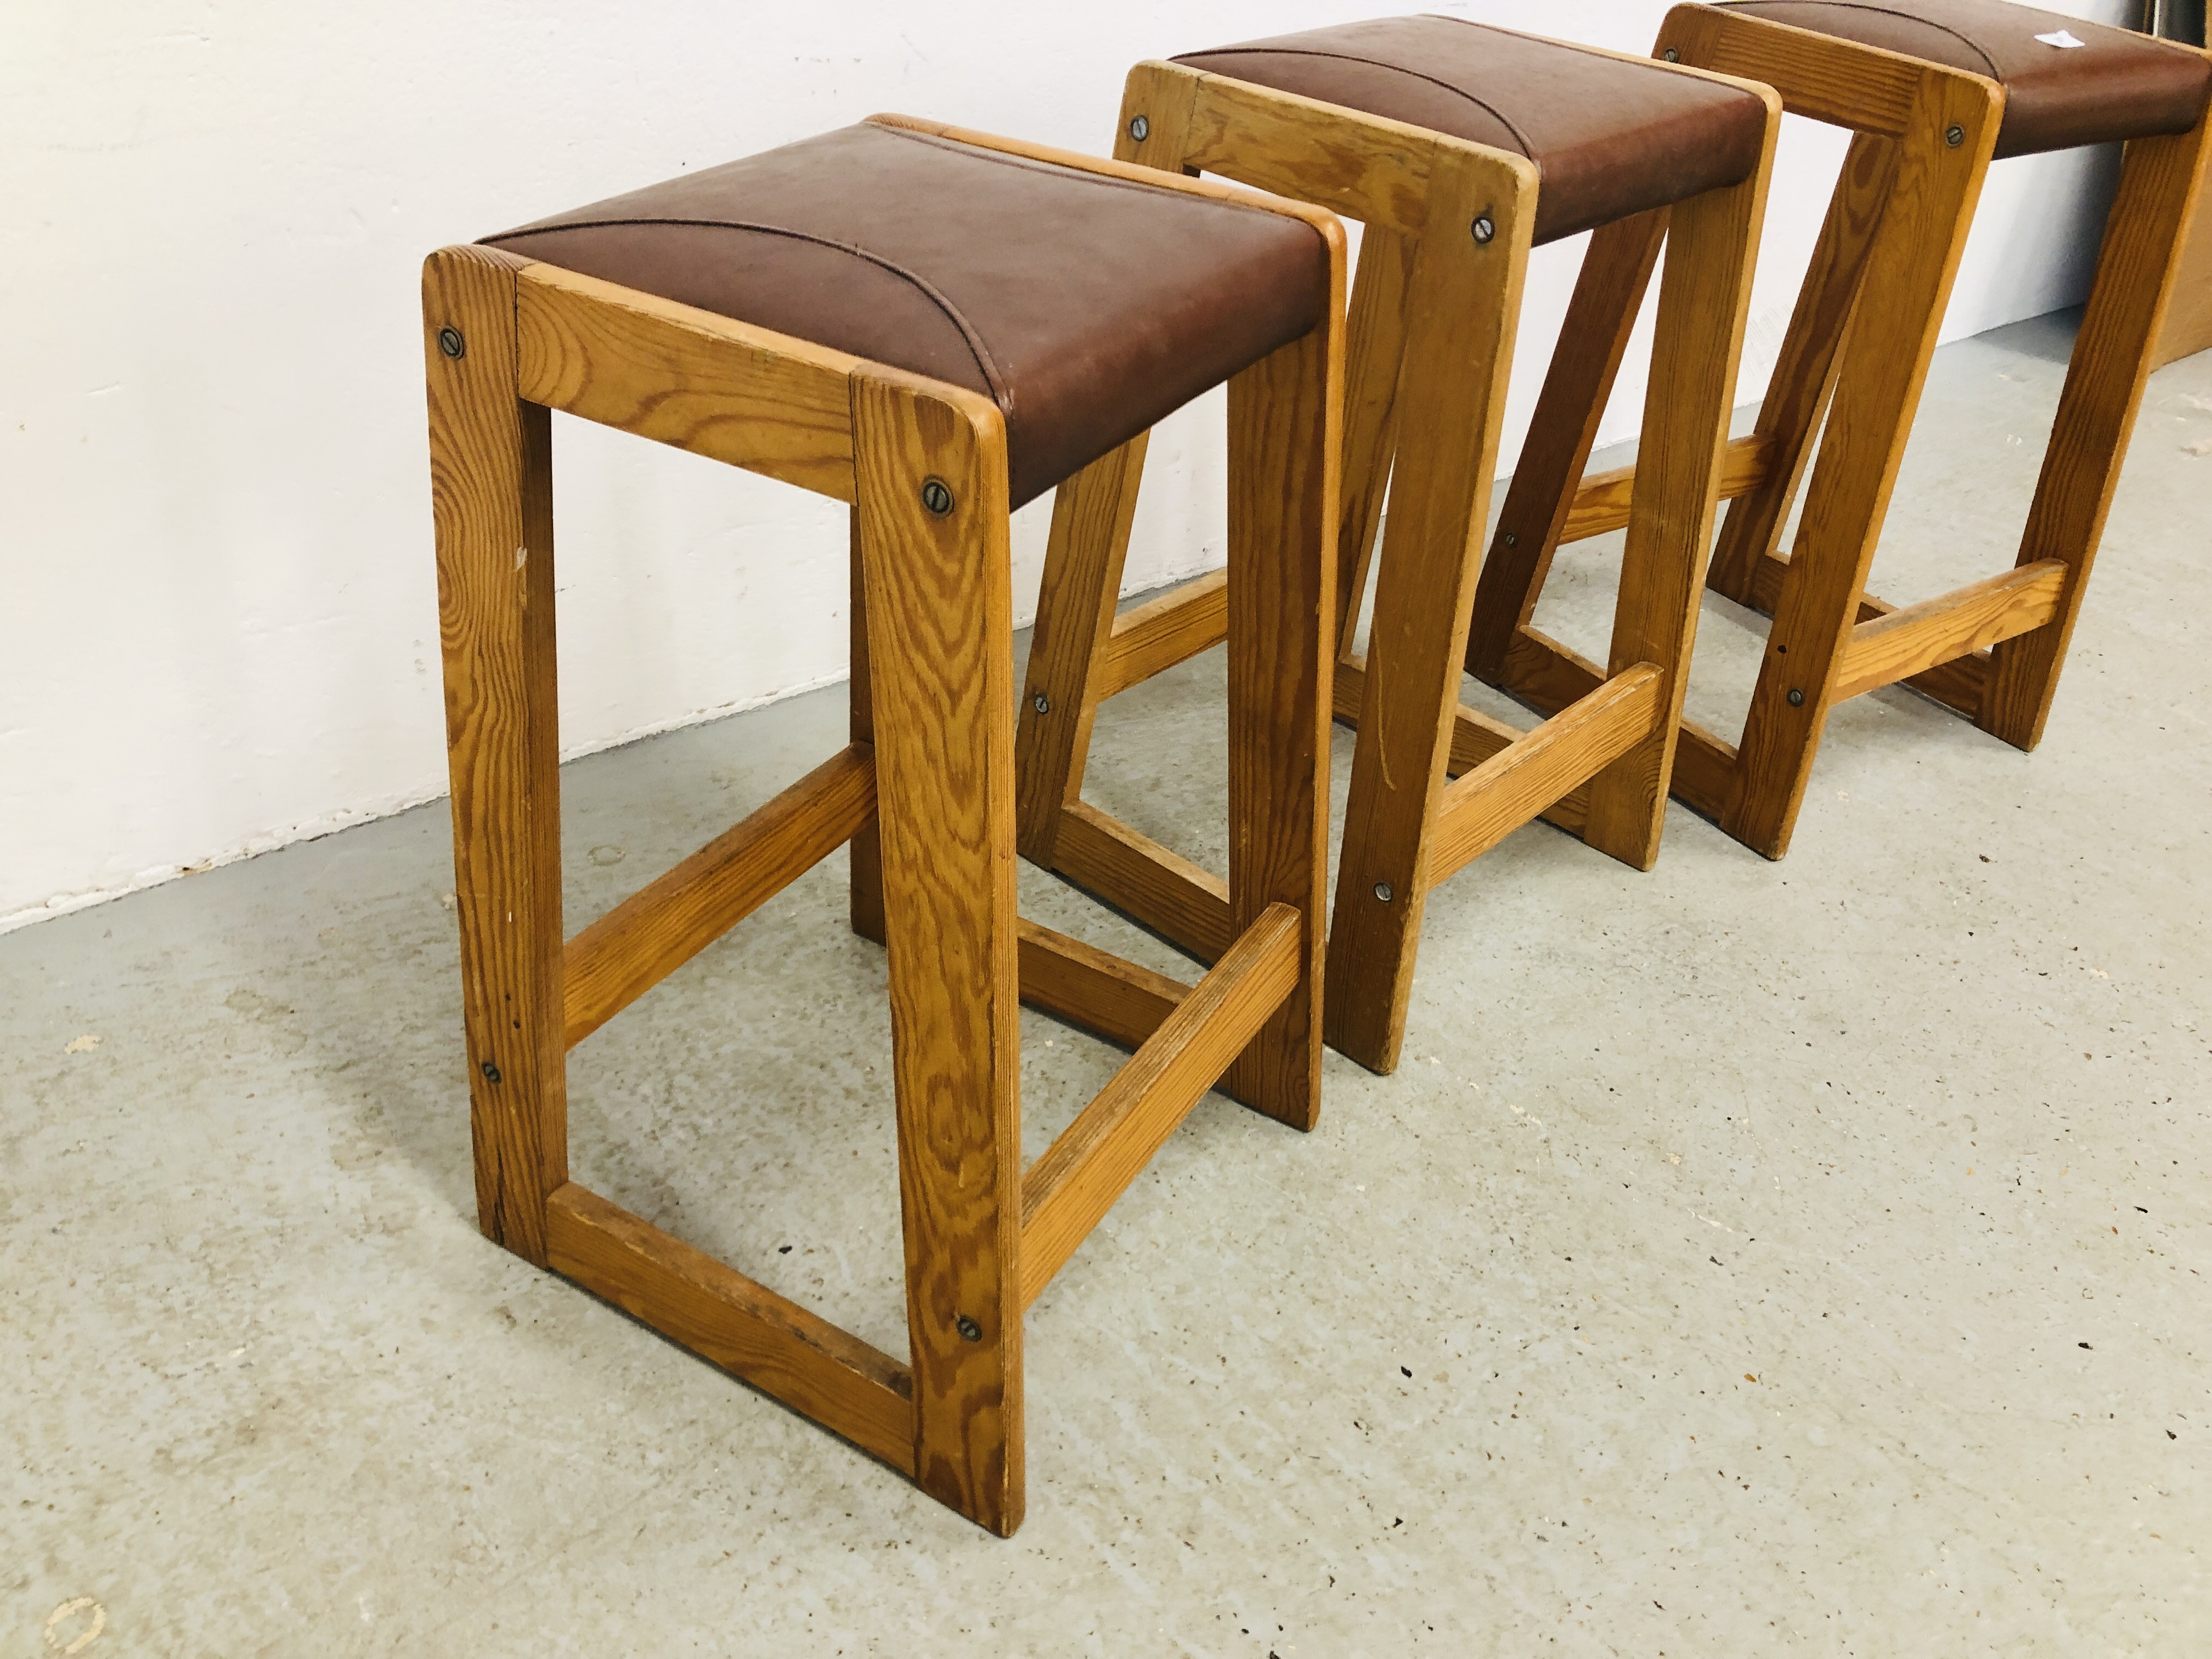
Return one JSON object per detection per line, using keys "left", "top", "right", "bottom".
{"left": 425, "top": 245, "right": 567, "bottom": 1267}
{"left": 1707, "top": 132, "right": 1898, "bottom": 605}
{"left": 848, "top": 511, "right": 886, "bottom": 946}
{"left": 1980, "top": 119, "right": 2212, "bottom": 749}
{"left": 851, "top": 368, "right": 1024, "bottom": 1536}
{"left": 1325, "top": 155, "right": 1533, "bottom": 1076}
{"left": 1334, "top": 223, "right": 1417, "bottom": 657}
{"left": 1464, "top": 208, "right": 1668, "bottom": 682}
{"left": 1721, "top": 75, "right": 1999, "bottom": 859}
{"left": 1583, "top": 122, "right": 1778, "bottom": 868}
{"left": 1012, "top": 435, "right": 1148, "bottom": 861}
{"left": 1224, "top": 317, "right": 1342, "bottom": 1122}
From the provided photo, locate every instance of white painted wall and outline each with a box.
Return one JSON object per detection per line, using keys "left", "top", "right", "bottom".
{"left": 0, "top": 0, "right": 2134, "bottom": 931}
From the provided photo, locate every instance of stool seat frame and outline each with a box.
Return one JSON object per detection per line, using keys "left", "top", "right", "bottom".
{"left": 1469, "top": 3, "right": 2212, "bottom": 859}
{"left": 1013, "top": 51, "right": 1779, "bottom": 1073}
{"left": 424, "top": 116, "right": 1342, "bottom": 1536}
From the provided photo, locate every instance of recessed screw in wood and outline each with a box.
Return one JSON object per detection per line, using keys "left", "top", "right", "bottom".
{"left": 1945, "top": 125, "right": 1966, "bottom": 148}
{"left": 1662, "top": 47, "right": 1680, "bottom": 61}
{"left": 956, "top": 1316, "right": 983, "bottom": 1342}
{"left": 1501, "top": 531, "right": 1518, "bottom": 549}
{"left": 1032, "top": 692, "right": 1051, "bottom": 715}
{"left": 1472, "top": 215, "right": 1496, "bottom": 245}
{"left": 920, "top": 477, "right": 955, "bottom": 516}
{"left": 479, "top": 1059, "right": 501, "bottom": 1083}
{"left": 437, "top": 326, "right": 465, "bottom": 360}
{"left": 1128, "top": 114, "right": 1150, "bottom": 143}
{"left": 1374, "top": 882, "right": 1394, "bottom": 903}
{"left": 1787, "top": 688, "right": 1805, "bottom": 707}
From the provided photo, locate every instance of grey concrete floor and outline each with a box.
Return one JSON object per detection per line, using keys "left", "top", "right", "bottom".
{"left": 5, "top": 314, "right": 2209, "bottom": 1656}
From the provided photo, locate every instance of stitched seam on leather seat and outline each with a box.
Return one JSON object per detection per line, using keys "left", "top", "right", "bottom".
{"left": 493, "top": 216, "right": 1011, "bottom": 412}
{"left": 1730, "top": 2, "right": 2001, "bottom": 81}
{"left": 1177, "top": 47, "right": 1538, "bottom": 159}
{"left": 1426, "top": 12, "right": 1767, "bottom": 107}
{"left": 877, "top": 126, "right": 1316, "bottom": 227}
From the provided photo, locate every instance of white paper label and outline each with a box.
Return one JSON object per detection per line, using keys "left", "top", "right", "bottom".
{"left": 2033, "top": 29, "right": 2087, "bottom": 48}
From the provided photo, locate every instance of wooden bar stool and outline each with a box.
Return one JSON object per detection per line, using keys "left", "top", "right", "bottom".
{"left": 1472, "top": 1, "right": 2212, "bottom": 859}
{"left": 422, "top": 115, "right": 1343, "bottom": 1536}
{"left": 1013, "top": 21, "right": 1780, "bottom": 1073}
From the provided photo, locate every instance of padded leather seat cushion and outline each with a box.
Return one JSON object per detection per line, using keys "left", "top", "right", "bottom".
{"left": 1722, "top": 1, "right": 2212, "bottom": 158}
{"left": 483, "top": 121, "right": 1329, "bottom": 507}
{"left": 1172, "top": 16, "right": 1770, "bottom": 245}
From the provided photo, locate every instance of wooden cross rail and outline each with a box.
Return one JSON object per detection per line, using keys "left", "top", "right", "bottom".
{"left": 1018, "top": 902, "right": 1301, "bottom": 1306}
{"left": 1426, "top": 664, "right": 1662, "bottom": 887}
{"left": 1047, "top": 799, "right": 1235, "bottom": 967}
{"left": 1561, "top": 433, "right": 1773, "bottom": 545}
{"left": 1830, "top": 559, "right": 2068, "bottom": 702}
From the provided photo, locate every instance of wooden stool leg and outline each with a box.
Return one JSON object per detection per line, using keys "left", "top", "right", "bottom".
{"left": 848, "top": 510, "right": 887, "bottom": 945}
{"left": 1723, "top": 76, "right": 1997, "bottom": 859}
{"left": 851, "top": 370, "right": 1024, "bottom": 1536}
{"left": 1326, "top": 160, "right": 1531, "bottom": 1076}
{"left": 1707, "top": 132, "right": 1898, "bottom": 606}
{"left": 425, "top": 245, "right": 568, "bottom": 1267}
{"left": 1583, "top": 151, "right": 1776, "bottom": 868}
{"left": 1334, "top": 224, "right": 1418, "bottom": 657}
{"left": 1464, "top": 208, "right": 1668, "bottom": 683}
{"left": 1980, "top": 120, "right": 2212, "bottom": 750}
{"left": 1012, "top": 437, "right": 1147, "bottom": 862}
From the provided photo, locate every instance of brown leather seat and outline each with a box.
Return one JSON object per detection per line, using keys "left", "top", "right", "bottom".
{"left": 483, "top": 121, "right": 1329, "bottom": 507}
{"left": 1722, "top": 0, "right": 2212, "bottom": 158}
{"left": 1171, "top": 17, "right": 1770, "bottom": 245}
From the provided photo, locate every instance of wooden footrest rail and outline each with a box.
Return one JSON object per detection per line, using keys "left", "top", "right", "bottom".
{"left": 1096, "top": 568, "right": 1228, "bottom": 701}
{"left": 1559, "top": 433, "right": 1774, "bottom": 545}
{"left": 1046, "top": 798, "right": 1234, "bottom": 966}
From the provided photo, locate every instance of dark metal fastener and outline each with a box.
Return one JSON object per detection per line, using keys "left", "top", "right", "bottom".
{"left": 956, "top": 1316, "right": 983, "bottom": 1342}
{"left": 1787, "top": 688, "right": 1806, "bottom": 707}
{"left": 479, "top": 1059, "right": 501, "bottom": 1083}
{"left": 1662, "top": 47, "right": 1680, "bottom": 61}
{"left": 1502, "top": 531, "right": 1518, "bottom": 549}
{"left": 1128, "top": 114, "right": 1150, "bottom": 143}
{"left": 1472, "top": 215, "right": 1496, "bottom": 245}
{"left": 1374, "top": 882, "right": 1394, "bottom": 904}
{"left": 1945, "top": 124, "right": 1966, "bottom": 148}
{"left": 1032, "top": 692, "right": 1051, "bottom": 715}
{"left": 438, "top": 327, "right": 465, "bottom": 360}
{"left": 920, "top": 477, "right": 955, "bottom": 516}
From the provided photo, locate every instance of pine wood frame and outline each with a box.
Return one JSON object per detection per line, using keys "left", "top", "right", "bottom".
{"left": 1470, "top": 3, "right": 2212, "bottom": 860}
{"left": 423, "top": 116, "right": 1342, "bottom": 1537}
{"left": 1012, "top": 54, "right": 1780, "bottom": 1073}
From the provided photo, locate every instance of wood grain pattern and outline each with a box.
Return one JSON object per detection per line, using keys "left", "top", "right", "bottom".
{"left": 562, "top": 745, "right": 877, "bottom": 1048}
{"left": 849, "top": 514, "right": 886, "bottom": 946}
{"left": 1178, "top": 67, "right": 1437, "bottom": 235}
{"left": 1723, "top": 69, "right": 2000, "bottom": 859}
{"left": 1335, "top": 225, "right": 1419, "bottom": 654}
{"left": 425, "top": 244, "right": 567, "bottom": 1267}
{"left": 1464, "top": 208, "right": 1668, "bottom": 680}
{"left": 1707, "top": 131, "right": 1899, "bottom": 602}
{"left": 1324, "top": 144, "right": 1534, "bottom": 1075}
{"left": 1223, "top": 315, "right": 1342, "bottom": 1124}
{"left": 1565, "top": 435, "right": 1773, "bottom": 548}
{"left": 1016, "top": 918, "right": 1188, "bottom": 1053}
{"left": 1671, "top": 0, "right": 1921, "bottom": 136}
{"left": 1050, "top": 799, "right": 1234, "bottom": 967}
{"left": 1747, "top": 552, "right": 1987, "bottom": 716}
{"left": 1018, "top": 904, "right": 1300, "bottom": 1307}
{"left": 1427, "top": 666, "right": 1663, "bottom": 888}
{"left": 546, "top": 1183, "right": 915, "bottom": 1474}
{"left": 1095, "top": 568, "right": 1225, "bottom": 700}
{"left": 1013, "top": 435, "right": 1148, "bottom": 857}
{"left": 850, "top": 365, "right": 1024, "bottom": 1536}
{"left": 2153, "top": 116, "right": 2212, "bottom": 368}
{"left": 1582, "top": 100, "right": 1779, "bottom": 870}
{"left": 1982, "top": 118, "right": 2212, "bottom": 748}
{"left": 1832, "top": 560, "right": 2066, "bottom": 702}
{"left": 515, "top": 262, "right": 857, "bottom": 499}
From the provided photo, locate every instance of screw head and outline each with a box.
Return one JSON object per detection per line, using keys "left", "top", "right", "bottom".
{"left": 1502, "top": 531, "right": 1518, "bottom": 549}
{"left": 1662, "top": 47, "right": 1680, "bottom": 61}
{"left": 1128, "top": 114, "right": 1150, "bottom": 143}
{"left": 956, "top": 1315, "right": 983, "bottom": 1343}
{"left": 479, "top": 1059, "right": 501, "bottom": 1083}
{"left": 1471, "top": 215, "right": 1496, "bottom": 245}
{"left": 437, "top": 326, "right": 465, "bottom": 360}
{"left": 1374, "top": 882, "right": 1394, "bottom": 904}
{"left": 1786, "top": 688, "right": 1806, "bottom": 707}
{"left": 920, "top": 477, "right": 955, "bottom": 516}
{"left": 1032, "top": 692, "right": 1051, "bottom": 715}
{"left": 1945, "top": 124, "right": 1966, "bottom": 148}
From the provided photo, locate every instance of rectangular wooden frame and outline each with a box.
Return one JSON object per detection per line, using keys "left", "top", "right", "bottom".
{"left": 1011, "top": 52, "right": 1781, "bottom": 1073}
{"left": 424, "top": 115, "right": 1343, "bottom": 1537}
{"left": 1468, "top": 3, "right": 2212, "bottom": 860}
